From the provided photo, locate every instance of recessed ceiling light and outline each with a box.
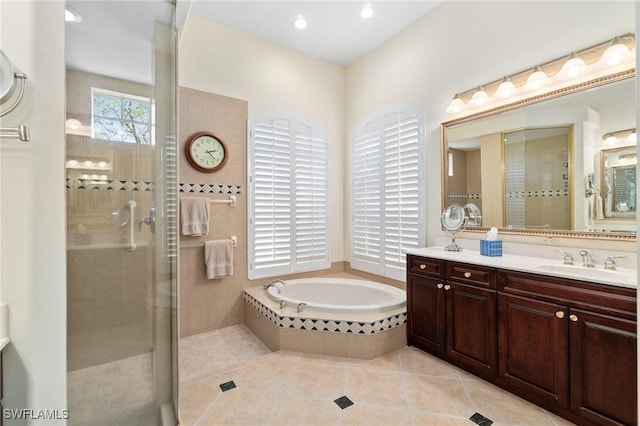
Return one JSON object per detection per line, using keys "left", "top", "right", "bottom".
{"left": 361, "top": 4, "right": 374, "bottom": 19}
{"left": 294, "top": 15, "right": 307, "bottom": 30}
{"left": 65, "top": 6, "right": 82, "bottom": 23}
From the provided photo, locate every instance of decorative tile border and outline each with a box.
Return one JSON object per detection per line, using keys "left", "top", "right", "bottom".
{"left": 447, "top": 193, "right": 481, "bottom": 200}
{"left": 66, "top": 178, "right": 154, "bottom": 191}
{"left": 179, "top": 183, "right": 242, "bottom": 195}
{"left": 243, "top": 290, "right": 407, "bottom": 336}
{"left": 66, "top": 178, "right": 242, "bottom": 195}
{"left": 506, "top": 189, "right": 569, "bottom": 198}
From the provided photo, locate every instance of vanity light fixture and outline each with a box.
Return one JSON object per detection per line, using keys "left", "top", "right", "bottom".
{"left": 470, "top": 87, "right": 488, "bottom": 106}
{"left": 602, "top": 128, "right": 637, "bottom": 145}
{"left": 599, "top": 36, "right": 633, "bottom": 67}
{"left": 445, "top": 33, "right": 635, "bottom": 115}
{"left": 445, "top": 94, "right": 465, "bottom": 114}
{"left": 495, "top": 76, "right": 516, "bottom": 99}
{"left": 361, "top": 4, "right": 374, "bottom": 19}
{"left": 556, "top": 52, "right": 590, "bottom": 80}
{"left": 294, "top": 15, "right": 307, "bottom": 30}
{"left": 522, "top": 66, "right": 550, "bottom": 91}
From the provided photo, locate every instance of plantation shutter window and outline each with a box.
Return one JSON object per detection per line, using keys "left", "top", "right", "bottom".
{"left": 248, "top": 114, "right": 329, "bottom": 279}
{"left": 351, "top": 105, "right": 425, "bottom": 281}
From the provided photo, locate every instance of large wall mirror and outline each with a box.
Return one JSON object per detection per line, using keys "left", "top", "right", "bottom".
{"left": 441, "top": 70, "right": 636, "bottom": 240}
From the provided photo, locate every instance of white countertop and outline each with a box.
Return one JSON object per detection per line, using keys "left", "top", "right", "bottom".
{"left": 0, "top": 337, "right": 9, "bottom": 352}
{"left": 407, "top": 246, "right": 637, "bottom": 289}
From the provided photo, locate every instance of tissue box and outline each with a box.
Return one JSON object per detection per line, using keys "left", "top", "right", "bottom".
{"left": 480, "top": 239, "right": 502, "bottom": 257}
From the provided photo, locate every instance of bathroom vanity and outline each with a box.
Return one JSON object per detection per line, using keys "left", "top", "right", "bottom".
{"left": 406, "top": 248, "right": 637, "bottom": 426}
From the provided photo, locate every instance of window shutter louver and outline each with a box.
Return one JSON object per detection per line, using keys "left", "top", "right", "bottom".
{"left": 248, "top": 114, "right": 329, "bottom": 279}
{"left": 352, "top": 105, "right": 425, "bottom": 280}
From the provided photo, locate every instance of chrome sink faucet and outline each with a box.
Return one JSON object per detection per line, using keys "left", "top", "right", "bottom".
{"left": 578, "top": 250, "right": 595, "bottom": 268}
{"left": 556, "top": 250, "right": 574, "bottom": 265}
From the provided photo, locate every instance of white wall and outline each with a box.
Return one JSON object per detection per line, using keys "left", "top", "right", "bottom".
{"left": 179, "top": 14, "right": 346, "bottom": 262}
{"left": 345, "top": 0, "right": 636, "bottom": 254}
{"left": 0, "top": 1, "right": 67, "bottom": 423}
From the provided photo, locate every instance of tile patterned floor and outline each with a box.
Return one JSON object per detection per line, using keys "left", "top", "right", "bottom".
{"left": 67, "top": 352, "right": 157, "bottom": 426}
{"left": 179, "top": 326, "right": 577, "bottom": 426}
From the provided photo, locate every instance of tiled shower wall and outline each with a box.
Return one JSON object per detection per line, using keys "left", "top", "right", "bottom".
{"left": 66, "top": 70, "right": 154, "bottom": 370}
{"left": 178, "top": 87, "right": 249, "bottom": 337}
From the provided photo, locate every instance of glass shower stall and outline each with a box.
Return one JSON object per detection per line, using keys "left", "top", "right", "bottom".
{"left": 64, "top": 1, "right": 178, "bottom": 424}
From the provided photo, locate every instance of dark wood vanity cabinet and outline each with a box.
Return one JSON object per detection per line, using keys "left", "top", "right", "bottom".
{"left": 499, "top": 270, "right": 637, "bottom": 426}
{"left": 408, "top": 254, "right": 637, "bottom": 426}
{"left": 407, "top": 255, "right": 497, "bottom": 380}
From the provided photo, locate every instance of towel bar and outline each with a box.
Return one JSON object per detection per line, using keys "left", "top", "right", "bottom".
{"left": 0, "top": 125, "right": 29, "bottom": 142}
{"left": 210, "top": 195, "right": 237, "bottom": 207}
{"left": 180, "top": 236, "right": 237, "bottom": 249}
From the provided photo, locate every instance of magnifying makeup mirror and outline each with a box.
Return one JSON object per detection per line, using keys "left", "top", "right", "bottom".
{"left": 0, "top": 50, "right": 16, "bottom": 103}
{"left": 441, "top": 204, "right": 468, "bottom": 251}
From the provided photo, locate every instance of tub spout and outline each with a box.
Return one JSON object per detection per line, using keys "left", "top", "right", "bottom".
{"left": 297, "top": 302, "right": 307, "bottom": 313}
{"left": 279, "top": 299, "right": 286, "bottom": 309}
{"left": 264, "top": 279, "right": 286, "bottom": 290}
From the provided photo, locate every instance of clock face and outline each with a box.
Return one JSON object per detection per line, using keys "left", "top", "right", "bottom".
{"left": 185, "top": 132, "right": 228, "bottom": 173}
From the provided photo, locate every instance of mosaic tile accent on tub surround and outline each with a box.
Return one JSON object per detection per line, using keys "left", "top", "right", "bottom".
{"left": 242, "top": 291, "right": 407, "bottom": 336}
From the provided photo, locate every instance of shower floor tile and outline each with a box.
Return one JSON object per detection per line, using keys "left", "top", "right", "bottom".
{"left": 178, "top": 325, "right": 577, "bottom": 426}
{"left": 67, "top": 352, "right": 156, "bottom": 426}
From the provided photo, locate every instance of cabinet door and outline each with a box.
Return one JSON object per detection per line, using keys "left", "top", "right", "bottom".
{"left": 407, "top": 273, "right": 446, "bottom": 354}
{"left": 446, "top": 282, "right": 496, "bottom": 380}
{"left": 570, "top": 309, "right": 637, "bottom": 426}
{"left": 498, "top": 293, "right": 569, "bottom": 408}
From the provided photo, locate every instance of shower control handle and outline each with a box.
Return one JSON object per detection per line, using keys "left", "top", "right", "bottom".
{"left": 138, "top": 207, "right": 156, "bottom": 234}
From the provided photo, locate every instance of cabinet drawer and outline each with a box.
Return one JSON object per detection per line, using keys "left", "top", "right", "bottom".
{"left": 408, "top": 255, "right": 445, "bottom": 278}
{"left": 447, "top": 262, "right": 496, "bottom": 289}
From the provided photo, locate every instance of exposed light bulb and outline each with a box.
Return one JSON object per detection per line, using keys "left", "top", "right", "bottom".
{"left": 445, "top": 94, "right": 464, "bottom": 114}
{"left": 294, "top": 15, "right": 307, "bottom": 30}
{"left": 628, "top": 132, "right": 637, "bottom": 144}
{"left": 523, "top": 66, "right": 549, "bottom": 91}
{"left": 604, "top": 136, "right": 618, "bottom": 145}
{"left": 470, "top": 87, "right": 488, "bottom": 107}
{"left": 361, "top": 4, "right": 374, "bottom": 19}
{"left": 600, "top": 38, "right": 632, "bottom": 67}
{"left": 495, "top": 76, "right": 516, "bottom": 99}
{"left": 65, "top": 7, "right": 82, "bottom": 23}
{"left": 556, "top": 52, "right": 590, "bottom": 80}
{"left": 65, "top": 118, "right": 82, "bottom": 130}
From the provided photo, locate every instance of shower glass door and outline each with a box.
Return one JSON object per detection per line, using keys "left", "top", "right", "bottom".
{"left": 64, "top": 1, "right": 177, "bottom": 425}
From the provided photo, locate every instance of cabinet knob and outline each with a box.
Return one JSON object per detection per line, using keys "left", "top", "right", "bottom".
{"left": 437, "top": 283, "right": 444, "bottom": 289}
{"left": 569, "top": 314, "right": 578, "bottom": 322}
{"left": 420, "top": 264, "right": 426, "bottom": 270}
{"left": 444, "top": 285, "right": 451, "bottom": 291}
{"left": 464, "top": 272, "right": 472, "bottom": 278}
{"left": 555, "top": 311, "right": 565, "bottom": 319}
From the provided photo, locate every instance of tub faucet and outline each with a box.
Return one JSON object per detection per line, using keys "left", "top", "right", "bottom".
{"left": 297, "top": 302, "right": 307, "bottom": 313}
{"left": 279, "top": 299, "right": 286, "bottom": 309}
{"left": 578, "top": 250, "right": 595, "bottom": 268}
{"left": 264, "top": 279, "right": 286, "bottom": 290}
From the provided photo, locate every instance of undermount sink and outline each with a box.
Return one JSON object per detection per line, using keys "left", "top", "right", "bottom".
{"left": 536, "top": 264, "right": 637, "bottom": 286}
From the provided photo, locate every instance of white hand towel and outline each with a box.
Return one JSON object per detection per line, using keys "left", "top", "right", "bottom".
{"left": 204, "top": 240, "right": 234, "bottom": 279}
{"left": 181, "top": 197, "right": 210, "bottom": 236}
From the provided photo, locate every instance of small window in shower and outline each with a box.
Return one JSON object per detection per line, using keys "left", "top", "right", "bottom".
{"left": 91, "top": 88, "right": 151, "bottom": 144}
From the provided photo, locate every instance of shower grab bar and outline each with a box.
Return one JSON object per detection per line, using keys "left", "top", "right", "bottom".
{"left": 126, "top": 200, "right": 137, "bottom": 251}
{"left": 0, "top": 125, "right": 29, "bottom": 142}
{"left": 179, "top": 236, "right": 237, "bottom": 248}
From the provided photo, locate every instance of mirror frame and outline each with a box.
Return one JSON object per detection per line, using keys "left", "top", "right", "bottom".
{"left": 440, "top": 68, "right": 636, "bottom": 241}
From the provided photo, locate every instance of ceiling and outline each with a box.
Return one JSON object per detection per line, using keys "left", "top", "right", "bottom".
{"left": 186, "top": 1, "right": 444, "bottom": 66}
{"left": 65, "top": 1, "right": 442, "bottom": 84}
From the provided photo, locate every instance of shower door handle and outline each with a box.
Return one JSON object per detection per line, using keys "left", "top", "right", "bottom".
{"left": 138, "top": 208, "right": 156, "bottom": 234}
